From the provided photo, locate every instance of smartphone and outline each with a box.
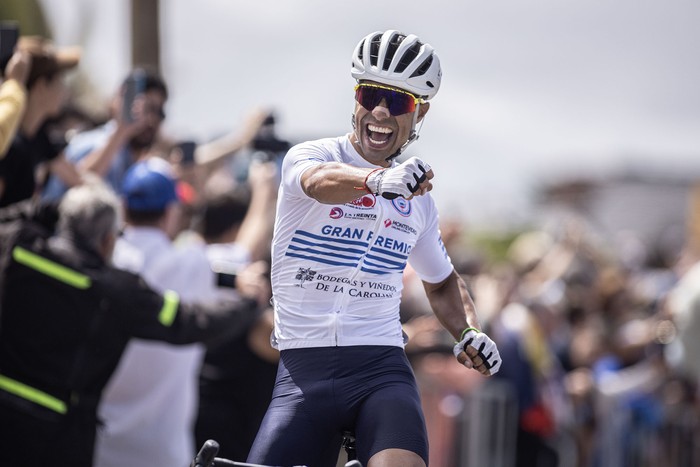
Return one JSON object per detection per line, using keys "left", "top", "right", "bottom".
{"left": 215, "top": 272, "right": 237, "bottom": 290}
{"left": 0, "top": 21, "right": 19, "bottom": 72}
{"left": 211, "top": 260, "right": 240, "bottom": 289}
{"left": 121, "top": 69, "right": 146, "bottom": 123}
{"left": 177, "top": 140, "right": 197, "bottom": 166}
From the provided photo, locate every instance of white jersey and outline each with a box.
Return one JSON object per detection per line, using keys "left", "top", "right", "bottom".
{"left": 271, "top": 135, "right": 453, "bottom": 350}
{"left": 95, "top": 227, "right": 214, "bottom": 467}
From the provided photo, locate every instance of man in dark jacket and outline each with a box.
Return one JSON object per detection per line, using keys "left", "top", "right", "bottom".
{"left": 0, "top": 180, "right": 263, "bottom": 467}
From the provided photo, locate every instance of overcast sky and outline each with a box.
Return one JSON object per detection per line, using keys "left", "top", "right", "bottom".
{"left": 40, "top": 0, "right": 700, "bottom": 226}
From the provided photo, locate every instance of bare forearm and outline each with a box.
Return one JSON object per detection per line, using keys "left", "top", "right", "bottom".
{"left": 424, "top": 270, "right": 482, "bottom": 340}
{"left": 236, "top": 180, "right": 276, "bottom": 261}
{"left": 78, "top": 128, "right": 130, "bottom": 176}
{"left": 49, "top": 155, "right": 83, "bottom": 188}
{"left": 301, "top": 162, "right": 375, "bottom": 204}
{"left": 194, "top": 134, "right": 245, "bottom": 168}
{"left": 194, "top": 110, "right": 269, "bottom": 169}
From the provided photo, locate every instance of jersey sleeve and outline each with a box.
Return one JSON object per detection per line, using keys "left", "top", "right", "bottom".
{"left": 408, "top": 196, "right": 454, "bottom": 284}
{"left": 106, "top": 268, "right": 258, "bottom": 346}
{"left": 281, "top": 141, "right": 331, "bottom": 199}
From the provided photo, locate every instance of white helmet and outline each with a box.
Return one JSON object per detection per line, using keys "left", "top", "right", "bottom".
{"left": 351, "top": 30, "right": 442, "bottom": 100}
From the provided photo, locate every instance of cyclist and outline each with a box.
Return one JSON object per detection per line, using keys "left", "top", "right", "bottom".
{"left": 247, "top": 30, "right": 502, "bottom": 467}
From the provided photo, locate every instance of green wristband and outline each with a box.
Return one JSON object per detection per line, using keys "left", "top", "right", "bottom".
{"left": 459, "top": 327, "right": 481, "bottom": 341}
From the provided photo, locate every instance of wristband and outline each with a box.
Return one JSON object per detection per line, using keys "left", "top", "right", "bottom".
{"left": 354, "top": 168, "right": 383, "bottom": 193}
{"left": 363, "top": 167, "right": 386, "bottom": 195}
{"left": 459, "top": 327, "right": 481, "bottom": 342}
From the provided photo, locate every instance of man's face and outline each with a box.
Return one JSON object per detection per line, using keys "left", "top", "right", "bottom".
{"left": 129, "top": 89, "right": 166, "bottom": 150}
{"left": 351, "top": 81, "right": 429, "bottom": 166}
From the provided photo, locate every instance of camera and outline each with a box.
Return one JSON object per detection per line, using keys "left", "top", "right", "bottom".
{"left": 211, "top": 260, "right": 240, "bottom": 290}
{"left": 251, "top": 114, "right": 291, "bottom": 156}
{"left": 176, "top": 140, "right": 197, "bottom": 166}
{"left": 215, "top": 272, "right": 237, "bottom": 289}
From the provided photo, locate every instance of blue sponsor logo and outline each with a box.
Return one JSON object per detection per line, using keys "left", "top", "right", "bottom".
{"left": 391, "top": 198, "right": 411, "bottom": 217}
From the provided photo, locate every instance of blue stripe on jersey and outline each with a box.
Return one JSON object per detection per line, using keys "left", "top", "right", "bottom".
{"left": 369, "top": 246, "right": 409, "bottom": 260}
{"left": 363, "top": 259, "right": 406, "bottom": 271}
{"left": 287, "top": 244, "right": 362, "bottom": 262}
{"left": 290, "top": 237, "right": 366, "bottom": 255}
{"left": 364, "top": 253, "right": 405, "bottom": 268}
{"left": 295, "top": 230, "right": 369, "bottom": 247}
{"left": 360, "top": 267, "right": 393, "bottom": 275}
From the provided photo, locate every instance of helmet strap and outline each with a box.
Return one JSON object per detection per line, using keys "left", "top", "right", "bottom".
{"left": 385, "top": 102, "right": 424, "bottom": 162}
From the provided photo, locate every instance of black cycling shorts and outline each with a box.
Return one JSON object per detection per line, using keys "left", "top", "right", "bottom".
{"left": 247, "top": 345, "right": 428, "bottom": 467}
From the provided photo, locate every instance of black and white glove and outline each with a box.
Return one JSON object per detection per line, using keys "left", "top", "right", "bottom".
{"left": 365, "top": 156, "right": 432, "bottom": 200}
{"left": 453, "top": 328, "right": 502, "bottom": 376}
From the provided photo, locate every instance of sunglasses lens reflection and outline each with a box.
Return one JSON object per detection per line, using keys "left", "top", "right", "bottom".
{"left": 355, "top": 86, "right": 416, "bottom": 116}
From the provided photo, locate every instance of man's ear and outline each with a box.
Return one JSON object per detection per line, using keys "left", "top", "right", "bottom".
{"left": 417, "top": 102, "right": 430, "bottom": 122}
{"left": 100, "top": 230, "right": 117, "bottom": 261}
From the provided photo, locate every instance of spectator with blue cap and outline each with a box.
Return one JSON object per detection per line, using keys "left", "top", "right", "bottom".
{"left": 120, "top": 156, "right": 183, "bottom": 240}
{"left": 122, "top": 157, "right": 179, "bottom": 210}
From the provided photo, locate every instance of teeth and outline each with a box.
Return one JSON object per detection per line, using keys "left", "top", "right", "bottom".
{"left": 368, "top": 124, "right": 392, "bottom": 134}
{"left": 369, "top": 137, "right": 387, "bottom": 145}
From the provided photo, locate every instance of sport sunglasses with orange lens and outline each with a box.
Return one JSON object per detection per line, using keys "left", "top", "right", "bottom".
{"left": 354, "top": 83, "right": 425, "bottom": 116}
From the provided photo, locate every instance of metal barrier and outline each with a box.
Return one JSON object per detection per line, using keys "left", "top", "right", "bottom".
{"left": 595, "top": 397, "right": 699, "bottom": 467}
{"left": 416, "top": 361, "right": 699, "bottom": 466}
{"left": 421, "top": 380, "right": 518, "bottom": 467}
{"left": 457, "top": 380, "right": 518, "bottom": 467}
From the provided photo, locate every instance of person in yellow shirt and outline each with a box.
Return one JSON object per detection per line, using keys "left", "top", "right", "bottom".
{"left": 0, "top": 48, "right": 31, "bottom": 158}
{"left": 0, "top": 37, "right": 82, "bottom": 207}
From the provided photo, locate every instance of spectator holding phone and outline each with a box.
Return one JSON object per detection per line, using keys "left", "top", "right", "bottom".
{"left": 42, "top": 67, "right": 168, "bottom": 200}
{"left": 0, "top": 36, "right": 83, "bottom": 207}
{"left": 0, "top": 48, "right": 31, "bottom": 158}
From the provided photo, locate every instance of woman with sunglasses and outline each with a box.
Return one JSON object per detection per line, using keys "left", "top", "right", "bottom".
{"left": 247, "top": 30, "right": 501, "bottom": 467}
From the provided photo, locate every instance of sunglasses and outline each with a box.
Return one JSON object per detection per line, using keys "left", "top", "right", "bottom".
{"left": 354, "top": 83, "right": 425, "bottom": 116}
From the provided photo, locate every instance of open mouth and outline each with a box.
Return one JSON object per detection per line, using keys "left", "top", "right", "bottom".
{"left": 366, "top": 123, "right": 394, "bottom": 148}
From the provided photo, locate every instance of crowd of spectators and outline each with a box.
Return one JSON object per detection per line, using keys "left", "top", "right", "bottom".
{"left": 1, "top": 34, "right": 699, "bottom": 467}
{"left": 402, "top": 214, "right": 700, "bottom": 466}
{"left": 0, "top": 36, "right": 282, "bottom": 467}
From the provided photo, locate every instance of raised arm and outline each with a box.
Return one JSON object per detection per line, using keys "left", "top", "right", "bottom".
{"left": 77, "top": 97, "right": 150, "bottom": 176}
{"left": 235, "top": 160, "right": 278, "bottom": 262}
{"left": 301, "top": 156, "right": 434, "bottom": 204}
{"left": 194, "top": 108, "right": 270, "bottom": 170}
{"left": 300, "top": 162, "right": 377, "bottom": 204}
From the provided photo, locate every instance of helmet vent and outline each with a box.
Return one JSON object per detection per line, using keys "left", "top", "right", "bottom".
{"left": 395, "top": 41, "right": 422, "bottom": 74}
{"left": 409, "top": 55, "right": 433, "bottom": 78}
{"left": 426, "top": 81, "right": 434, "bottom": 88}
{"left": 357, "top": 39, "right": 365, "bottom": 61}
{"left": 382, "top": 33, "right": 405, "bottom": 70}
{"left": 369, "top": 34, "right": 382, "bottom": 67}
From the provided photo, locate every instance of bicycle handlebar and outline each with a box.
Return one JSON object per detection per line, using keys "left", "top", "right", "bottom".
{"left": 192, "top": 438, "right": 362, "bottom": 467}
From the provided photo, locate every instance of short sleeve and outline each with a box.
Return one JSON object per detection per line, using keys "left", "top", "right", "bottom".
{"left": 408, "top": 197, "right": 454, "bottom": 284}
{"left": 281, "top": 142, "right": 331, "bottom": 199}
